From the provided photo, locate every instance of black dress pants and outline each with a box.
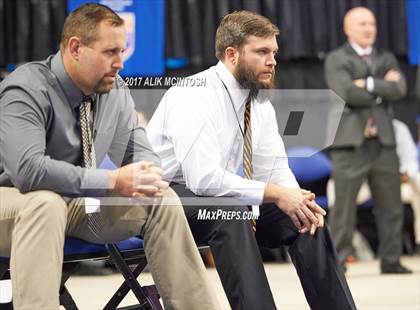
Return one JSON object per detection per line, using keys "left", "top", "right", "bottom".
{"left": 172, "top": 184, "right": 357, "bottom": 310}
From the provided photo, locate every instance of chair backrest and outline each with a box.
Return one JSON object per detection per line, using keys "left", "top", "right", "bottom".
{"left": 63, "top": 237, "right": 143, "bottom": 262}
{"left": 287, "top": 146, "right": 332, "bottom": 182}
{"left": 1, "top": 237, "right": 144, "bottom": 264}
{"left": 287, "top": 146, "right": 332, "bottom": 208}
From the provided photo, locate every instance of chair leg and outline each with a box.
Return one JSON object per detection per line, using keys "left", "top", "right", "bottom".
{"left": 59, "top": 263, "right": 80, "bottom": 310}
{"left": 61, "top": 263, "right": 80, "bottom": 286}
{"left": 141, "top": 286, "right": 161, "bottom": 310}
{"left": 59, "top": 285, "right": 78, "bottom": 310}
{"left": 105, "top": 244, "right": 158, "bottom": 310}
{"left": 103, "top": 258, "right": 147, "bottom": 310}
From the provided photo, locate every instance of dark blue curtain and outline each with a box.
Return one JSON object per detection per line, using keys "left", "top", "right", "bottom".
{"left": 0, "top": 0, "right": 65, "bottom": 66}
{"left": 165, "top": 0, "right": 408, "bottom": 67}
{"left": 0, "top": 0, "right": 410, "bottom": 67}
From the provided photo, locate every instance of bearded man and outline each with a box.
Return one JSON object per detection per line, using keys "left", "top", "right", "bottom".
{"left": 147, "top": 11, "right": 356, "bottom": 310}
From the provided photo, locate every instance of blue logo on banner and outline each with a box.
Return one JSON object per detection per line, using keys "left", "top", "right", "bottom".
{"left": 67, "top": 0, "right": 164, "bottom": 76}
{"left": 406, "top": 0, "right": 420, "bottom": 65}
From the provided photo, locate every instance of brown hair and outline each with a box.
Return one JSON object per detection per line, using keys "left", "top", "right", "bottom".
{"left": 215, "top": 10, "right": 279, "bottom": 61}
{"left": 60, "top": 3, "right": 124, "bottom": 52}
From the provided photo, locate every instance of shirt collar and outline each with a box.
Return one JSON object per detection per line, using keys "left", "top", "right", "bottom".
{"left": 349, "top": 42, "right": 373, "bottom": 56}
{"left": 213, "top": 61, "right": 250, "bottom": 110}
{"left": 51, "top": 51, "right": 85, "bottom": 110}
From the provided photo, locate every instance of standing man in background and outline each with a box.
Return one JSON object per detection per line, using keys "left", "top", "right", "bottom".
{"left": 325, "top": 6, "right": 411, "bottom": 274}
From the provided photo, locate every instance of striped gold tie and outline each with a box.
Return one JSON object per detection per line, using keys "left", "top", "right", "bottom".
{"left": 80, "top": 96, "right": 103, "bottom": 237}
{"left": 243, "top": 99, "right": 257, "bottom": 232}
{"left": 80, "top": 97, "right": 96, "bottom": 169}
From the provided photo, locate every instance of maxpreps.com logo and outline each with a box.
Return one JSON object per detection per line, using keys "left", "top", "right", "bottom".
{"left": 119, "top": 12, "right": 136, "bottom": 62}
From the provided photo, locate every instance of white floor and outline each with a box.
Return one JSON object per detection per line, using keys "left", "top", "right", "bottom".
{"left": 62, "top": 255, "right": 420, "bottom": 310}
{"left": 1, "top": 256, "right": 418, "bottom": 309}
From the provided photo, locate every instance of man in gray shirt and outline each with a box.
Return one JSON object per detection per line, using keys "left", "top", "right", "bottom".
{"left": 0, "top": 3, "right": 218, "bottom": 309}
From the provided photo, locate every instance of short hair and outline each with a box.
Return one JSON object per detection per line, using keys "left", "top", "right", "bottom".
{"left": 60, "top": 3, "right": 124, "bottom": 52}
{"left": 215, "top": 11, "right": 279, "bottom": 61}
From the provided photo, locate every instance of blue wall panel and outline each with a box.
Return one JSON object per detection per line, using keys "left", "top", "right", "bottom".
{"left": 67, "top": 0, "right": 165, "bottom": 76}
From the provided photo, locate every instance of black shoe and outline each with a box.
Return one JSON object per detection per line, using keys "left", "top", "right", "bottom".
{"left": 381, "top": 262, "right": 412, "bottom": 274}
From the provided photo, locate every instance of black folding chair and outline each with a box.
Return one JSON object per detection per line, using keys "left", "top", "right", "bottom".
{"left": 0, "top": 237, "right": 162, "bottom": 310}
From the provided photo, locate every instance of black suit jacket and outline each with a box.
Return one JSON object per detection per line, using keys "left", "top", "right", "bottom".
{"left": 325, "top": 42, "right": 407, "bottom": 148}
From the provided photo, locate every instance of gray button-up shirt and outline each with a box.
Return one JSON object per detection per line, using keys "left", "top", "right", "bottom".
{"left": 0, "top": 52, "right": 160, "bottom": 198}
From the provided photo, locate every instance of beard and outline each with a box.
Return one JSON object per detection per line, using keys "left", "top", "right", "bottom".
{"left": 93, "top": 75, "right": 116, "bottom": 94}
{"left": 235, "top": 58, "right": 275, "bottom": 101}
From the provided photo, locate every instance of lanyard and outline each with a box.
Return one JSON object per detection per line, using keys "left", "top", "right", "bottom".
{"left": 215, "top": 71, "right": 246, "bottom": 138}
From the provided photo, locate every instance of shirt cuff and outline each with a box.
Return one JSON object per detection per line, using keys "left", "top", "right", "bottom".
{"left": 240, "top": 179, "right": 266, "bottom": 205}
{"left": 366, "top": 76, "right": 374, "bottom": 92}
{"left": 81, "top": 169, "right": 110, "bottom": 197}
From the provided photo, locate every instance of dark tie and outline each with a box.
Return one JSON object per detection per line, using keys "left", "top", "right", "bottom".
{"left": 80, "top": 96, "right": 103, "bottom": 237}
{"left": 243, "top": 99, "right": 257, "bottom": 232}
{"left": 360, "top": 54, "right": 378, "bottom": 138}
{"left": 361, "top": 54, "right": 369, "bottom": 62}
{"left": 364, "top": 116, "right": 378, "bottom": 138}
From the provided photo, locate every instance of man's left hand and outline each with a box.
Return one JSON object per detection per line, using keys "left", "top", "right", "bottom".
{"left": 384, "top": 69, "right": 401, "bottom": 82}
{"left": 300, "top": 189, "right": 325, "bottom": 235}
{"left": 301, "top": 199, "right": 325, "bottom": 234}
{"left": 310, "top": 212, "right": 325, "bottom": 235}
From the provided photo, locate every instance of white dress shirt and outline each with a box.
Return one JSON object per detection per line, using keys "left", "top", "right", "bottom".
{"left": 147, "top": 61, "right": 299, "bottom": 205}
{"left": 393, "top": 119, "right": 419, "bottom": 180}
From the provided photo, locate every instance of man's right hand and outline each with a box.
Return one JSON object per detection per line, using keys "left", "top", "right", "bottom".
{"left": 107, "top": 161, "right": 169, "bottom": 198}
